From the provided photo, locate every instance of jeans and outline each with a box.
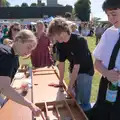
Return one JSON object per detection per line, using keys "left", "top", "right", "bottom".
{"left": 75, "top": 73, "right": 93, "bottom": 111}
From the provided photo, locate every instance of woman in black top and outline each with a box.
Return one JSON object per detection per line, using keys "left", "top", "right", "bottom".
{"left": 0, "top": 29, "right": 41, "bottom": 116}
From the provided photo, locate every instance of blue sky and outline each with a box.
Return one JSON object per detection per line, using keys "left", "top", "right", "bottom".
{"left": 8, "top": 0, "right": 107, "bottom": 21}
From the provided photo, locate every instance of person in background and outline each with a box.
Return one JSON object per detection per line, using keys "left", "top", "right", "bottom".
{"left": 69, "top": 22, "right": 80, "bottom": 35}
{"left": 31, "top": 20, "right": 53, "bottom": 68}
{"left": 2, "top": 22, "right": 21, "bottom": 45}
{"left": 0, "top": 29, "right": 41, "bottom": 116}
{"left": 47, "top": 17, "right": 94, "bottom": 111}
{"left": 95, "top": 24, "right": 105, "bottom": 45}
{"left": 3, "top": 25, "right": 8, "bottom": 36}
{"left": 64, "top": 12, "right": 72, "bottom": 21}
{"left": 0, "top": 26, "right": 3, "bottom": 43}
{"left": 86, "top": 0, "right": 120, "bottom": 120}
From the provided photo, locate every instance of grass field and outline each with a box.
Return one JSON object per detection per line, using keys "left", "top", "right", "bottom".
{"left": 85, "top": 36, "right": 101, "bottom": 102}
{"left": 63, "top": 36, "right": 101, "bottom": 102}
{"left": 20, "top": 36, "right": 101, "bottom": 102}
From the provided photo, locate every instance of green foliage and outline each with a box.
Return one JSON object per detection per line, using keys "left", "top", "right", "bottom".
{"left": 92, "top": 17, "right": 101, "bottom": 26}
{"left": 21, "top": 2, "right": 29, "bottom": 7}
{"left": 2, "top": 0, "right": 10, "bottom": 7}
{"left": 74, "top": 0, "right": 91, "bottom": 21}
{"left": 30, "top": 3, "right": 37, "bottom": 7}
{"left": 14, "top": 5, "right": 20, "bottom": 7}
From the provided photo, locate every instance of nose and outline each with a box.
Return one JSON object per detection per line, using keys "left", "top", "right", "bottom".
{"left": 108, "top": 15, "right": 115, "bottom": 24}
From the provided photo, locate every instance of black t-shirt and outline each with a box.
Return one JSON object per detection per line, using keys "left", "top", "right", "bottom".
{"left": 0, "top": 44, "right": 19, "bottom": 81}
{"left": 57, "top": 34, "right": 94, "bottom": 76}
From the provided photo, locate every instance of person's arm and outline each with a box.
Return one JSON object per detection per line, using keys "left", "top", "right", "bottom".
{"left": 68, "top": 64, "right": 80, "bottom": 89}
{"left": 94, "top": 59, "right": 120, "bottom": 82}
{"left": 0, "top": 76, "right": 41, "bottom": 116}
{"left": 58, "top": 62, "right": 65, "bottom": 85}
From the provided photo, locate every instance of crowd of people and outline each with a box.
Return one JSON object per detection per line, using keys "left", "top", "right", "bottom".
{"left": 0, "top": 0, "right": 120, "bottom": 119}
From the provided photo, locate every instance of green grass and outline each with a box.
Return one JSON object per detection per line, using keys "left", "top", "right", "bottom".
{"left": 19, "top": 36, "right": 101, "bottom": 102}
{"left": 64, "top": 36, "right": 101, "bottom": 102}
{"left": 86, "top": 36, "right": 101, "bottom": 102}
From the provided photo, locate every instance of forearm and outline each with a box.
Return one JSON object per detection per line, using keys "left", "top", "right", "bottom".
{"left": 69, "top": 64, "right": 80, "bottom": 88}
{"left": 94, "top": 59, "right": 108, "bottom": 77}
{"left": 58, "top": 62, "right": 65, "bottom": 82}
{"left": 1, "top": 85, "right": 32, "bottom": 108}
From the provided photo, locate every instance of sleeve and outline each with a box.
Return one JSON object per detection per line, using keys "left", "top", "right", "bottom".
{"left": 57, "top": 44, "right": 66, "bottom": 62}
{"left": 0, "top": 55, "right": 13, "bottom": 77}
{"left": 93, "top": 31, "right": 107, "bottom": 60}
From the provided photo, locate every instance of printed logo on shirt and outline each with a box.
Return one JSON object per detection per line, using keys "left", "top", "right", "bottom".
{"left": 71, "top": 52, "right": 74, "bottom": 55}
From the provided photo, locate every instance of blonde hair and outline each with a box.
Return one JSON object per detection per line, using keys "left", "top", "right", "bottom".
{"left": 36, "top": 20, "right": 44, "bottom": 25}
{"left": 70, "top": 23, "right": 77, "bottom": 32}
{"left": 15, "top": 29, "right": 37, "bottom": 44}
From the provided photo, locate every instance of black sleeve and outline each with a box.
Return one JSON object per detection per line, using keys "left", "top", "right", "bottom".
{"left": 0, "top": 54, "right": 14, "bottom": 77}
{"left": 57, "top": 44, "right": 66, "bottom": 62}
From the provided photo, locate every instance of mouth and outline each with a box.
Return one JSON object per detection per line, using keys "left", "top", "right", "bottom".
{"left": 114, "top": 21, "right": 118, "bottom": 25}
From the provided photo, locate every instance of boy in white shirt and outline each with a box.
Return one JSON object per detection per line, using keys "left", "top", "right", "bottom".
{"left": 86, "top": 0, "right": 120, "bottom": 120}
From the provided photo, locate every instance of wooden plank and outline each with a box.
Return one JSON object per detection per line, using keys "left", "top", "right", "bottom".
{"left": 33, "top": 67, "right": 88, "bottom": 120}
{"left": 32, "top": 67, "right": 67, "bottom": 103}
{"left": 64, "top": 100, "right": 76, "bottom": 120}
{"left": 0, "top": 74, "right": 33, "bottom": 120}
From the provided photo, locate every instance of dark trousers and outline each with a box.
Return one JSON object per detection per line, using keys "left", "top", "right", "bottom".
{"left": 85, "top": 77, "right": 120, "bottom": 120}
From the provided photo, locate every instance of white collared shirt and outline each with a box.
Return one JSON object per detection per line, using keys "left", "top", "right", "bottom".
{"left": 93, "top": 26, "right": 120, "bottom": 70}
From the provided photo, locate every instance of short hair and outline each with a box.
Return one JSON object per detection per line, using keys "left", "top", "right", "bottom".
{"left": 15, "top": 29, "right": 37, "bottom": 44}
{"left": 102, "top": 0, "right": 120, "bottom": 12}
{"left": 47, "top": 17, "right": 71, "bottom": 37}
{"left": 36, "top": 20, "right": 44, "bottom": 25}
{"left": 65, "top": 12, "right": 72, "bottom": 18}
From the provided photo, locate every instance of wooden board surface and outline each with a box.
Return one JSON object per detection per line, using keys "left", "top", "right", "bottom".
{"left": 33, "top": 67, "right": 88, "bottom": 120}
{"left": 0, "top": 74, "right": 33, "bottom": 120}
{"left": 35, "top": 100, "right": 88, "bottom": 120}
{"left": 32, "top": 67, "right": 67, "bottom": 103}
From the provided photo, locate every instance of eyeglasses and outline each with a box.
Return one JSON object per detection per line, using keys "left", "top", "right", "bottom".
{"left": 12, "top": 28, "right": 20, "bottom": 32}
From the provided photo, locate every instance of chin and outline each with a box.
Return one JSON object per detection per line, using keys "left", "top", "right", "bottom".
{"left": 114, "top": 24, "right": 120, "bottom": 28}
{"left": 64, "top": 39, "right": 69, "bottom": 43}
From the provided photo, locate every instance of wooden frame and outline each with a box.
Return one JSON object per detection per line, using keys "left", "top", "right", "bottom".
{"left": 33, "top": 66, "right": 88, "bottom": 120}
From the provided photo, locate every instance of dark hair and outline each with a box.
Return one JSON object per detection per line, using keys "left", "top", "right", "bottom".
{"left": 64, "top": 12, "right": 72, "bottom": 19}
{"left": 102, "top": 0, "right": 120, "bottom": 12}
{"left": 8, "top": 22, "right": 21, "bottom": 40}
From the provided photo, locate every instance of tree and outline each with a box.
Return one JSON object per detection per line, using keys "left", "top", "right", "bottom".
{"left": 14, "top": 5, "right": 20, "bottom": 7}
{"left": 40, "top": 3, "right": 45, "bottom": 6}
{"left": 2, "top": 0, "right": 10, "bottom": 7}
{"left": 92, "top": 17, "right": 101, "bottom": 26}
{"left": 30, "top": 3, "right": 37, "bottom": 7}
{"left": 6, "top": 1, "right": 10, "bottom": 7}
{"left": 21, "top": 2, "right": 29, "bottom": 7}
{"left": 74, "top": 0, "right": 91, "bottom": 21}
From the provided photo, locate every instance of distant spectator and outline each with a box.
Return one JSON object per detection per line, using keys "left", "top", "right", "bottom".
{"left": 2, "top": 22, "right": 21, "bottom": 45}
{"left": 31, "top": 20, "right": 53, "bottom": 68}
{"left": 3, "top": 25, "right": 8, "bottom": 35}
{"left": 95, "top": 24, "right": 105, "bottom": 45}
{"left": 64, "top": 12, "right": 72, "bottom": 20}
